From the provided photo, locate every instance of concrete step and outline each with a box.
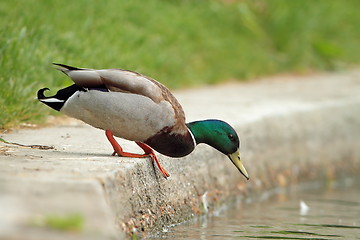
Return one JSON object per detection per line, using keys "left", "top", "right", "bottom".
{"left": 1, "top": 70, "right": 360, "bottom": 239}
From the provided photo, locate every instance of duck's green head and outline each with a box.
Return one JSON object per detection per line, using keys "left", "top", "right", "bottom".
{"left": 187, "top": 119, "right": 249, "bottom": 180}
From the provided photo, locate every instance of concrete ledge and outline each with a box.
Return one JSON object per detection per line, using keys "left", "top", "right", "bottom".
{"left": 1, "top": 70, "right": 359, "bottom": 239}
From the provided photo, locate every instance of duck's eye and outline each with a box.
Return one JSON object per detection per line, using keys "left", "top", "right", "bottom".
{"left": 228, "top": 134, "right": 236, "bottom": 142}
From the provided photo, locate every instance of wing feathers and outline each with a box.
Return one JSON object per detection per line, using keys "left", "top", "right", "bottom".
{"left": 53, "top": 63, "right": 85, "bottom": 71}
{"left": 68, "top": 70, "right": 103, "bottom": 87}
{"left": 97, "top": 70, "right": 163, "bottom": 102}
{"left": 52, "top": 63, "right": 187, "bottom": 134}
{"left": 53, "top": 63, "right": 163, "bottom": 102}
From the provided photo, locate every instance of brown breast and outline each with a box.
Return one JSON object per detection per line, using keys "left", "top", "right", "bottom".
{"left": 145, "top": 126, "right": 195, "bottom": 158}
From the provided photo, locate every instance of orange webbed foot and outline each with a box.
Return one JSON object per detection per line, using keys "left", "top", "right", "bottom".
{"left": 136, "top": 142, "right": 170, "bottom": 179}
{"left": 105, "top": 130, "right": 170, "bottom": 178}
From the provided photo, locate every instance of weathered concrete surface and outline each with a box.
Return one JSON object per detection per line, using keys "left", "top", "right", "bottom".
{"left": 1, "top": 70, "right": 360, "bottom": 239}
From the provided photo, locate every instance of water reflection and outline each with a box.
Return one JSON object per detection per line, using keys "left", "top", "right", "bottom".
{"left": 152, "top": 178, "right": 359, "bottom": 239}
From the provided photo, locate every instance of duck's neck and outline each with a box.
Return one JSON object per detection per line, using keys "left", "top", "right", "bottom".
{"left": 187, "top": 120, "right": 222, "bottom": 147}
{"left": 186, "top": 119, "right": 239, "bottom": 156}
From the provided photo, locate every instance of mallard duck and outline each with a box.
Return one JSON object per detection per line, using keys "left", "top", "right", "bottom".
{"left": 37, "top": 63, "right": 249, "bottom": 180}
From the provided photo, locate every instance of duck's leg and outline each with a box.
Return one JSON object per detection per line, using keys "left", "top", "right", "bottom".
{"left": 105, "top": 130, "right": 147, "bottom": 158}
{"left": 135, "top": 142, "right": 170, "bottom": 178}
{"left": 105, "top": 130, "right": 170, "bottom": 178}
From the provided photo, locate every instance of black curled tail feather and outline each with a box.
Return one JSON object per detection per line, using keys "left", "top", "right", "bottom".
{"left": 37, "top": 88, "right": 50, "bottom": 99}
{"left": 37, "top": 84, "right": 84, "bottom": 111}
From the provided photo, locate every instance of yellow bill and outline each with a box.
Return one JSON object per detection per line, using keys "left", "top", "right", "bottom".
{"left": 228, "top": 149, "right": 249, "bottom": 180}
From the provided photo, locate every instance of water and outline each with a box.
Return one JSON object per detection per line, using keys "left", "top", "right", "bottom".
{"left": 153, "top": 178, "right": 360, "bottom": 239}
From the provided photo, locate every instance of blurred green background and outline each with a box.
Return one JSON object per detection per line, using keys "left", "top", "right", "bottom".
{"left": 1, "top": 0, "right": 359, "bottom": 128}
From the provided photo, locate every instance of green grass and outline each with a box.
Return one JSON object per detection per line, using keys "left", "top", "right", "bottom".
{"left": 31, "top": 213, "right": 84, "bottom": 232}
{"left": 1, "top": 0, "right": 359, "bottom": 128}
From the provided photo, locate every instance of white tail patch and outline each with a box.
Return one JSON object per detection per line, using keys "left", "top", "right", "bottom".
{"left": 40, "top": 98, "right": 64, "bottom": 103}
